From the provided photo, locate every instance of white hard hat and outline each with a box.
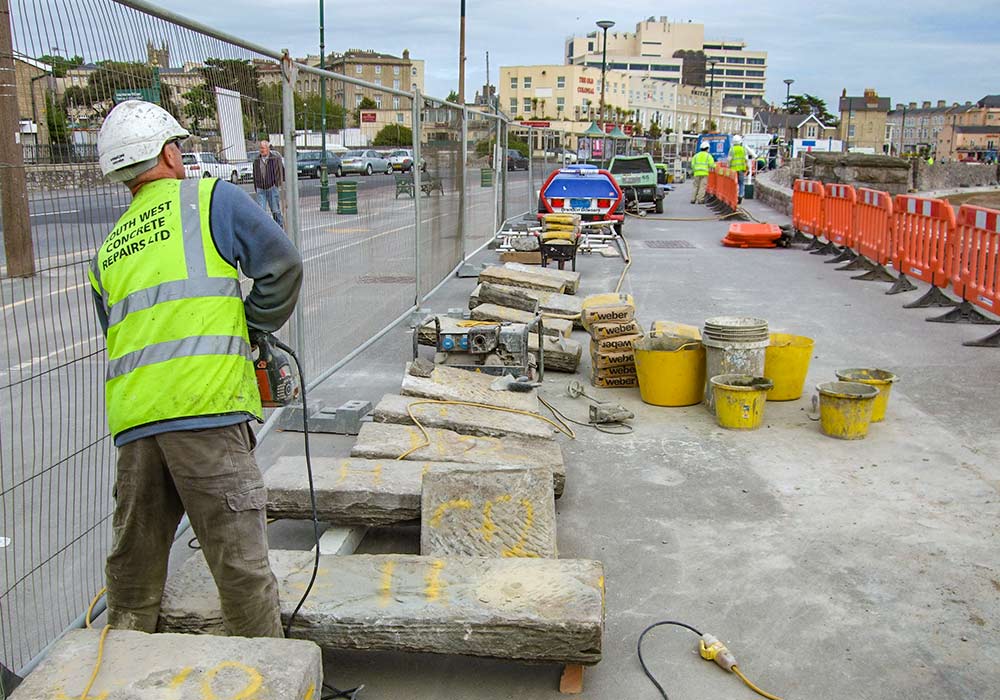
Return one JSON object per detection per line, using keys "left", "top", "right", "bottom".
{"left": 700, "top": 142, "right": 710, "bottom": 150}
{"left": 733, "top": 135, "right": 743, "bottom": 144}
{"left": 98, "top": 100, "right": 189, "bottom": 182}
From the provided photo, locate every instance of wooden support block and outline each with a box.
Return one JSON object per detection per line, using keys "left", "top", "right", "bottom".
{"left": 505, "top": 262, "right": 581, "bottom": 294}
{"left": 421, "top": 467, "right": 557, "bottom": 558}
{"left": 560, "top": 664, "right": 585, "bottom": 694}
{"left": 159, "top": 551, "right": 605, "bottom": 665}
{"left": 400, "top": 361, "right": 539, "bottom": 413}
{"left": 373, "top": 393, "right": 556, "bottom": 439}
{"left": 479, "top": 265, "right": 566, "bottom": 293}
{"left": 470, "top": 303, "right": 572, "bottom": 338}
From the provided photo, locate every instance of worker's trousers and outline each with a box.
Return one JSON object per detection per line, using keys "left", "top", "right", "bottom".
{"left": 105, "top": 423, "right": 283, "bottom": 637}
{"left": 692, "top": 175, "right": 708, "bottom": 204}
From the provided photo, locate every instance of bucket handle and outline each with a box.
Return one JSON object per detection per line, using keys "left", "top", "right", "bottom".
{"left": 648, "top": 331, "right": 701, "bottom": 352}
{"left": 806, "top": 392, "right": 821, "bottom": 422}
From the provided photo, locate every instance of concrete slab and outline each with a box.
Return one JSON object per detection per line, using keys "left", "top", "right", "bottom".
{"left": 470, "top": 283, "right": 583, "bottom": 319}
{"left": 10, "top": 629, "right": 320, "bottom": 700}
{"left": 265, "top": 456, "right": 564, "bottom": 524}
{"left": 421, "top": 467, "right": 557, "bottom": 558}
{"left": 158, "top": 551, "right": 604, "bottom": 665}
{"left": 400, "top": 362, "right": 539, "bottom": 413}
{"left": 373, "top": 393, "right": 557, "bottom": 439}
{"left": 349, "top": 423, "right": 565, "bottom": 496}
{"left": 469, "top": 303, "right": 573, "bottom": 338}
{"left": 504, "top": 262, "right": 581, "bottom": 294}
{"left": 479, "top": 265, "right": 567, "bottom": 293}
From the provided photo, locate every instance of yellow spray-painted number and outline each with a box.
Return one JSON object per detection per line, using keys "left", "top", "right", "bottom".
{"left": 424, "top": 559, "right": 447, "bottom": 602}
{"left": 200, "top": 661, "right": 263, "bottom": 700}
{"left": 428, "top": 499, "right": 472, "bottom": 528}
{"left": 337, "top": 459, "right": 383, "bottom": 486}
{"left": 379, "top": 559, "right": 396, "bottom": 607}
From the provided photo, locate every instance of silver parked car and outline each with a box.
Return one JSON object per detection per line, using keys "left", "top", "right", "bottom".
{"left": 339, "top": 149, "right": 392, "bottom": 176}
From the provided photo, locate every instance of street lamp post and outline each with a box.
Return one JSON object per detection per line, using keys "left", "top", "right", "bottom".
{"left": 319, "top": 0, "right": 330, "bottom": 212}
{"left": 783, "top": 78, "right": 794, "bottom": 111}
{"left": 596, "top": 19, "right": 614, "bottom": 166}
{"left": 706, "top": 59, "right": 718, "bottom": 133}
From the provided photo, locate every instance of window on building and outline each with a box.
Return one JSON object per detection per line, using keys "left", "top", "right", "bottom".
{"left": 393, "top": 96, "right": 400, "bottom": 109}
{"left": 588, "top": 41, "right": 594, "bottom": 51}
{"left": 556, "top": 97, "right": 565, "bottom": 111}
{"left": 848, "top": 125, "right": 856, "bottom": 137}
{"left": 725, "top": 81, "right": 743, "bottom": 88}
{"left": 397, "top": 113, "right": 405, "bottom": 123}
{"left": 374, "top": 65, "right": 381, "bottom": 74}
{"left": 747, "top": 58, "right": 766, "bottom": 65}
{"left": 510, "top": 77, "right": 518, "bottom": 90}
{"left": 885, "top": 125, "right": 893, "bottom": 140}
{"left": 355, "top": 94, "right": 363, "bottom": 106}
{"left": 374, "top": 78, "right": 381, "bottom": 87}
{"left": 807, "top": 125, "right": 817, "bottom": 138}
{"left": 375, "top": 96, "right": 382, "bottom": 108}
{"left": 411, "top": 82, "right": 417, "bottom": 90}
{"left": 393, "top": 79, "right": 400, "bottom": 90}
{"left": 411, "top": 67, "right": 417, "bottom": 76}
{"left": 556, "top": 76, "right": 565, "bottom": 88}
{"left": 725, "top": 56, "right": 745, "bottom": 64}
{"left": 510, "top": 98, "right": 517, "bottom": 113}
{"left": 745, "top": 70, "right": 765, "bottom": 77}
{"left": 393, "top": 65, "right": 400, "bottom": 75}
{"left": 745, "top": 83, "right": 764, "bottom": 90}
{"left": 523, "top": 98, "right": 531, "bottom": 113}
{"left": 523, "top": 76, "right": 532, "bottom": 88}
{"left": 726, "top": 69, "right": 744, "bottom": 76}
{"left": 355, "top": 65, "right": 362, "bottom": 74}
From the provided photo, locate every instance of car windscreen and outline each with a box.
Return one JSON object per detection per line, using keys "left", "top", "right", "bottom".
{"left": 610, "top": 158, "right": 653, "bottom": 174}
{"left": 298, "top": 152, "right": 320, "bottom": 161}
{"left": 344, "top": 150, "right": 364, "bottom": 157}
{"left": 182, "top": 155, "right": 196, "bottom": 164}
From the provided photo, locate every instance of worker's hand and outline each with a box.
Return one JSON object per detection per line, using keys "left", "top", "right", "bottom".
{"left": 248, "top": 328, "right": 266, "bottom": 351}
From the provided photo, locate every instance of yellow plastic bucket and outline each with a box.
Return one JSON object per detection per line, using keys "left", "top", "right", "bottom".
{"left": 835, "top": 368, "right": 897, "bottom": 422}
{"left": 710, "top": 374, "right": 773, "bottom": 430}
{"left": 817, "top": 381, "right": 879, "bottom": 439}
{"left": 764, "top": 333, "right": 815, "bottom": 401}
{"left": 634, "top": 335, "right": 706, "bottom": 406}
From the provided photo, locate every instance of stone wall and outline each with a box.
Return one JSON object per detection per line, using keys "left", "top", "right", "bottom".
{"left": 913, "top": 162, "right": 998, "bottom": 193}
{"left": 804, "top": 153, "right": 912, "bottom": 194}
{"left": 753, "top": 169, "right": 792, "bottom": 216}
{"left": 26, "top": 163, "right": 106, "bottom": 191}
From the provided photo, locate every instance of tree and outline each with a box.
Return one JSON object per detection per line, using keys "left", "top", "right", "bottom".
{"left": 648, "top": 122, "right": 662, "bottom": 140}
{"left": 631, "top": 122, "right": 643, "bottom": 137}
{"left": 67, "top": 61, "right": 178, "bottom": 120}
{"left": 446, "top": 90, "right": 459, "bottom": 103}
{"left": 372, "top": 124, "right": 412, "bottom": 147}
{"left": 354, "top": 96, "right": 377, "bottom": 126}
{"left": 787, "top": 94, "right": 838, "bottom": 126}
{"left": 181, "top": 84, "right": 214, "bottom": 135}
{"left": 37, "top": 54, "right": 83, "bottom": 78}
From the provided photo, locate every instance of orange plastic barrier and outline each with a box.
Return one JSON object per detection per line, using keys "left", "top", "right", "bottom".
{"left": 706, "top": 168, "right": 718, "bottom": 198}
{"left": 822, "top": 183, "right": 857, "bottom": 247}
{"left": 855, "top": 188, "right": 894, "bottom": 265}
{"left": 792, "top": 179, "right": 825, "bottom": 236}
{"left": 893, "top": 195, "right": 955, "bottom": 287}
{"left": 713, "top": 166, "right": 738, "bottom": 211}
{"left": 955, "top": 205, "right": 1000, "bottom": 310}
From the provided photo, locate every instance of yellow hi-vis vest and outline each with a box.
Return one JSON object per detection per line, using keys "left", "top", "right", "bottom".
{"left": 89, "top": 178, "right": 262, "bottom": 439}
{"left": 729, "top": 144, "right": 748, "bottom": 172}
{"left": 692, "top": 150, "right": 715, "bottom": 176}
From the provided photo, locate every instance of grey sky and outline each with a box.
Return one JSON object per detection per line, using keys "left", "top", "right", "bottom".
{"left": 166, "top": 0, "right": 997, "bottom": 109}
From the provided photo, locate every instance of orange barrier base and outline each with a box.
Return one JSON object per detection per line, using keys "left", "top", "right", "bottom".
{"left": 722, "top": 223, "right": 782, "bottom": 248}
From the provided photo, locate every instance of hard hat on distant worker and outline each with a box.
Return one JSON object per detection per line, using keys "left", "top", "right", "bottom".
{"left": 700, "top": 143, "right": 710, "bottom": 150}
{"left": 98, "top": 100, "right": 189, "bottom": 182}
{"left": 733, "top": 135, "right": 743, "bottom": 144}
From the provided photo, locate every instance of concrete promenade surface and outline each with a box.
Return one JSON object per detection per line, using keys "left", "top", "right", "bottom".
{"left": 201, "top": 182, "right": 996, "bottom": 699}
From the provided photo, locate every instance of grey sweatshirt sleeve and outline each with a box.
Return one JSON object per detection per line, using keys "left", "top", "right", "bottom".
{"left": 208, "top": 180, "right": 303, "bottom": 332}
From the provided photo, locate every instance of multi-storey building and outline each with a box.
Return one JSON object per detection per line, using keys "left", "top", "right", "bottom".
{"left": 498, "top": 64, "right": 630, "bottom": 122}
{"left": 936, "top": 95, "right": 1000, "bottom": 161}
{"left": 885, "top": 100, "right": 952, "bottom": 156}
{"left": 838, "top": 89, "right": 891, "bottom": 152}
{"left": 564, "top": 16, "right": 768, "bottom": 102}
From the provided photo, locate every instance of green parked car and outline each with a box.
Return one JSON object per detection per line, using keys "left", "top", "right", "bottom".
{"left": 609, "top": 154, "right": 664, "bottom": 214}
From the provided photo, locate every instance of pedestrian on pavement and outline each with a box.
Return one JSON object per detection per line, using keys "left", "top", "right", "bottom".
{"left": 926, "top": 155, "right": 935, "bottom": 165}
{"left": 768, "top": 135, "right": 779, "bottom": 170}
{"left": 253, "top": 140, "right": 285, "bottom": 227}
{"left": 690, "top": 142, "right": 715, "bottom": 204}
{"left": 729, "top": 134, "right": 749, "bottom": 204}
{"left": 91, "top": 100, "right": 302, "bottom": 637}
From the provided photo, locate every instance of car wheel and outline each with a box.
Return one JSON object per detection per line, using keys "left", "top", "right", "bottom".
{"left": 336, "top": 167, "right": 343, "bottom": 177}
{"left": 230, "top": 171, "right": 239, "bottom": 184}
{"left": 655, "top": 197, "right": 664, "bottom": 214}
{"left": 365, "top": 163, "right": 373, "bottom": 176}
{"left": 386, "top": 164, "right": 393, "bottom": 175}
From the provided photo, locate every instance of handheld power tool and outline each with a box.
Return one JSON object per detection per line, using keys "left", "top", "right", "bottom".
{"left": 250, "top": 330, "right": 299, "bottom": 407}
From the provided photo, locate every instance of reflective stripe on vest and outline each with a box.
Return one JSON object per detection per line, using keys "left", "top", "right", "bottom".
{"left": 730, "top": 145, "right": 748, "bottom": 172}
{"left": 692, "top": 152, "right": 713, "bottom": 176}
{"left": 92, "top": 178, "right": 262, "bottom": 437}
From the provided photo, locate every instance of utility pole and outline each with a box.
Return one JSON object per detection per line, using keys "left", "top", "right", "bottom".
{"left": 707, "top": 59, "right": 718, "bottom": 133}
{"left": 0, "top": 0, "right": 34, "bottom": 277}
{"left": 596, "top": 19, "right": 614, "bottom": 167}
{"left": 458, "top": 0, "right": 466, "bottom": 105}
{"left": 319, "top": 0, "right": 330, "bottom": 212}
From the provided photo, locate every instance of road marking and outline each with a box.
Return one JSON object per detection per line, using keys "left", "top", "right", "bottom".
{"left": 0, "top": 280, "right": 90, "bottom": 314}
{"left": 29, "top": 209, "right": 80, "bottom": 217}
{"left": 6, "top": 333, "right": 103, "bottom": 372}
{"left": 302, "top": 211, "right": 450, "bottom": 263}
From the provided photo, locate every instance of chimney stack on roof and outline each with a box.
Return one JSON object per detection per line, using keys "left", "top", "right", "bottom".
{"left": 922, "top": 101, "right": 931, "bottom": 108}
{"left": 937, "top": 100, "right": 946, "bottom": 108}
{"left": 909, "top": 102, "right": 917, "bottom": 109}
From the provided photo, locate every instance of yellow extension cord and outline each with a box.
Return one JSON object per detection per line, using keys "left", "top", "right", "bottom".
{"left": 396, "top": 399, "right": 576, "bottom": 460}
{"left": 733, "top": 666, "right": 783, "bottom": 700}
{"left": 81, "top": 587, "right": 109, "bottom": 700}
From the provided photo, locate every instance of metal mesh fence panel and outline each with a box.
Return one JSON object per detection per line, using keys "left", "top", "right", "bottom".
{"left": 463, "top": 109, "right": 501, "bottom": 252}
{"left": 0, "top": 0, "right": 289, "bottom": 671}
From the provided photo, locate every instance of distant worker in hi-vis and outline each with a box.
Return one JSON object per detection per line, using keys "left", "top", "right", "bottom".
{"left": 691, "top": 142, "right": 715, "bottom": 205}
{"left": 729, "top": 134, "right": 749, "bottom": 204}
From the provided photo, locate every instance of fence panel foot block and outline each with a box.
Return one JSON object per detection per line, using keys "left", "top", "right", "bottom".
{"left": 350, "top": 422, "right": 565, "bottom": 496}
{"left": 159, "top": 551, "right": 604, "bottom": 665}
{"left": 265, "top": 457, "right": 557, "bottom": 524}
{"left": 374, "top": 393, "right": 556, "bottom": 440}
{"left": 10, "top": 629, "right": 321, "bottom": 700}
{"left": 421, "top": 467, "right": 557, "bottom": 558}
{"left": 559, "top": 664, "right": 585, "bottom": 694}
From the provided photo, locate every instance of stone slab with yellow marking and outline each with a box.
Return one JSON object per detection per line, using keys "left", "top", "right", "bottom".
{"left": 469, "top": 303, "right": 573, "bottom": 339}
{"left": 478, "top": 265, "right": 567, "bottom": 293}
{"left": 470, "top": 283, "right": 583, "bottom": 320}
{"left": 502, "top": 262, "right": 581, "bottom": 294}
{"left": 158, "top": 550, "right": 604, "bottom": 665}
{"left": 421, "top": 467, "right": 557, "bottom": 558}
{"left": 265, "top": 457, "right": 563, "bottom": 524}
{"left": 400, "top": 362, "right": 540, "bottom": 413}
{"left": 8, "top": 628, "right": 321, "bottom": 700}
{"left": 373, "top": 393, "right": 556, "bottom": 440}
{"left": 350, "top": 422, "right": 565, "bottom": 496}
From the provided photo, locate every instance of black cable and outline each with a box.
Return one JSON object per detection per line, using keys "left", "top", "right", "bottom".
{"left": 270, "top": 337, "right": 321, "bottom": 639}
{"left": 637, "top": 620, "right": 703, "bottom": 700}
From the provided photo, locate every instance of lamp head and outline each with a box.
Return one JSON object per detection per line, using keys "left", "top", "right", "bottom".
{"left": 596, "top": 20, "right": 615, "bottom": 31}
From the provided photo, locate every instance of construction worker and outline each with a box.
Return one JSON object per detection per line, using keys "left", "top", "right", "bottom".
{"left": 730, "top": 134, "right": 748, "bottom": 204}
{"left": 690, "top": 142, "right": 715, "bottom": 204}
{"left": 90, "top": 100, "right": 302, "bottom": 636}
{"left": 927, "top": 155, "right": 935, "bottom": 165}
